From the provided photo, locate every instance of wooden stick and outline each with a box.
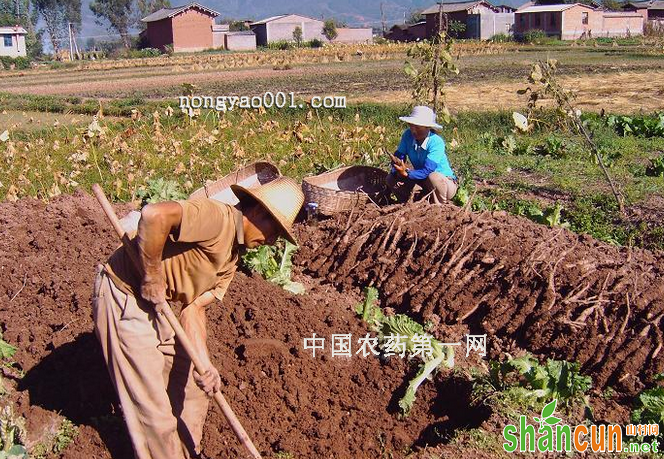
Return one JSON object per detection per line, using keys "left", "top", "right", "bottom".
{"left": 91, "top": 184, "right": 262, "bottom": 459}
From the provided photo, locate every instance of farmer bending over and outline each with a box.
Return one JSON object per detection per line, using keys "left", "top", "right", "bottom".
{"left": 92, "top": 177, "right": 304, "bottom": 459}
{"left": 386, "top": 105, "right": 458, "bottom": 203}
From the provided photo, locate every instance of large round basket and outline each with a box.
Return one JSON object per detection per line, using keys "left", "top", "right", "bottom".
{"left": 302, "top": 165, "right": 387, "bottom": 215}
{"left": 189, "top": 162, "right": 281, "bottom": 205}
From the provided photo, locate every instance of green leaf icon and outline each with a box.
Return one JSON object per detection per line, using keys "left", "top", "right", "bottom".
{"left": 545, "top": 416, "right": 561, "bottom": 425}
{"left": 542, "top": 399, "right": 557, "bottom": 419}
{"left": 533, "top": 417, "right": 540, "bottom": 424}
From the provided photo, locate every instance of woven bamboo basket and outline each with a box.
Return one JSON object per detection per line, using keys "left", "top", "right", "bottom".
{"left": 302, "top": 165, "right": 387, "bottom": 215}
{"left": 189, "top": 162, "right": 281, "bottom": 205}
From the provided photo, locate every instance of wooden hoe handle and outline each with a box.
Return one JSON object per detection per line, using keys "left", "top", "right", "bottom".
{"left": 91, "top": 184, "right": 262, "bottom": 459}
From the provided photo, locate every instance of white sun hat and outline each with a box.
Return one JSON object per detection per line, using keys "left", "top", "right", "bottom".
{"left": 398, "top": 105, "right": 443, "bottom": 130}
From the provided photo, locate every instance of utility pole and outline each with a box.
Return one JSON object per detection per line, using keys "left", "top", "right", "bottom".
{"left": 68, "top": 23, "right": 74, "bottom": 61}
{"left": 380, "top": 2, "right": 386, "bottom": 35}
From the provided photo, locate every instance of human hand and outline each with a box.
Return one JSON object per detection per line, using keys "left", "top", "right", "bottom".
{"left": 392, "top": 157, "right": 408, "bottom": 178}
{"left": 140, "top": 270, "right": 167, "bottom": 311}
{"left": 194, "top": 364, "right": 221, "bottom": 397}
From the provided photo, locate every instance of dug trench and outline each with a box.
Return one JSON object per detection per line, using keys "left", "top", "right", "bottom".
{"left": 1, "top": 191, "right": 492, "bottom": 459}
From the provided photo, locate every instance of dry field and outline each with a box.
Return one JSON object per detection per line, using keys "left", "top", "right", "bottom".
{"left": 1, "top": 47, "right": 663, "bottom": 113}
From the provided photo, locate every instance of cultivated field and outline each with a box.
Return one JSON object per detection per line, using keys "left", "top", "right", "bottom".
{"left": 1, "top": 40, "right": 664, "bottom": 458}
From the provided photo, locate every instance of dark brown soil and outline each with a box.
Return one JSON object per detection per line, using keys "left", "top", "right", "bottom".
{"left": 0, "top": 192, "right": 489, "bottom": 458}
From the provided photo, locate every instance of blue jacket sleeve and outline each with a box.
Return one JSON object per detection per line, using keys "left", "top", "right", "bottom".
{"left": 407, "top": 135, "right": 446, "bottom": 180}
{"left": 407, "top": 158, "right": 439, "bottom": 180}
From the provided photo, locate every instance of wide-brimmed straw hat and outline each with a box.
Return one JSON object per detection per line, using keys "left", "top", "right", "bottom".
{"left": 398, "top": 105, "right": 443, "bottom": 130}
{"left": 231, "top": 177, "right": 304, "bottom": 245}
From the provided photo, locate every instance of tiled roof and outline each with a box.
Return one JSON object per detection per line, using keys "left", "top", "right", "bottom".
{"left": 142, "top": 2, "right": 220, "bottom": 22}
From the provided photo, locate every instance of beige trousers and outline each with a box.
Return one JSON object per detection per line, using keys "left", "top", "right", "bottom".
{"left": 92, "top": 267, "right": 209, "bottom": 459}
{"left": 386, "top": 171, "right": 458, "bottom": 204}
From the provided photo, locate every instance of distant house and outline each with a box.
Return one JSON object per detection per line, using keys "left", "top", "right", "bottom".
{"left": 250, "top": 14, "right": 373, "bottom": 45}
{"left": 622, "top": 0, "right": 664, "bottom": 21}
{"left": 514, "top": 3, "right": 644, "bottom": 39}
{"left": 142, "top": 2, "right": 220, "bottom": 52}
{"left": 0, "top": 26, "right": 27, "bottom": 58}
{"left": 142, "top": 2, "right": 256, "bottom": 52}
{"left": 385, "top": 21, "right": 427, "bottom": 41}
{"left": 422, "top": 1, "right": 515, "bottom": 39}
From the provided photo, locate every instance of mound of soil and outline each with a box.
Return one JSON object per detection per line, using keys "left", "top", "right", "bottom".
{"left": 296, "top": 201, "right": 664, "bottom": 396}
{"left": 0, "top": 192, "right": 487, "bottom": 458}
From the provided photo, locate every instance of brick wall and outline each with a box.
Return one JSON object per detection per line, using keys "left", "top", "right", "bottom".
{"left": 266, "top": 19, "right": 325, "bottom": 42}
{"left": 333, "top": 28, "right": 373, "bottom": 43}
{"left": 561, "top": 6, "right": 642, "bottom": 39}
{"left": 561, "top": 6, "right": 602, "bottom": 39}
{"left": 172, "top": 8, "right": 214, "bottom": 52}
{"left": 601, "top": 13, "right": 644, "bottom": 36}
{"left": 147, "top": 19, "right": 174, "bottom": 51}
{"left": 225, "top": 33, "right": 256, "bottom": 50}
{"left": 478, "top": 13, "right": 514, "bottom": 39}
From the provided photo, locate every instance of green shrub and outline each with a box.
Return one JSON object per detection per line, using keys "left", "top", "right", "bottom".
{"left": 489, "top": 33, "right": 512, "bottom": 42}
{"left": 266, "top": 40, "right": 294, "bottom": 50}
{"left": 308, "top": 38, "right": 324, "bottom": 48}
{"left": 120, "top": 48, "right": 162, "bottom": 59}
{"left": 0, "top": 56, "right": 31, "bottom": 70}
{"left": 520, "top": 29, "right": 549, "bottom": 44}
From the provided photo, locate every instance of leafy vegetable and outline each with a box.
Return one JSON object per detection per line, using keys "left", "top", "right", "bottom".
{"left": 241, "top": 239, "right": 305, "bottom": 294}
{"left": 487, "top": 354, "right": 591, "bottom": 404}
{"left": 0, "top": 333, "right": 16, "bottom": 361}
{"left": 647, "top": 155, "right": 664, "bottom": 178}
{"left": 632, "top": 387, "right": 664, "bottom": 432}
{"left": 0, "top": 332, "right": 17, "bottom": 396}
{"left": 607, "top": 113, "right": 664, "bottom": 138}
{"left": 355, "top": 289, "right": 454, "bottom": 415}
{"left": 0, "top": 405, "right": 27, "bottom": 458}
{"left": 355, "top": 287, "right": 383, "bottom": 327}
{"left": 136, "top": 178, "right": 188, "bottom": 206}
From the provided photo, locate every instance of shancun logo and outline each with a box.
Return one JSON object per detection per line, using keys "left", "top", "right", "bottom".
{"left": 503, "top": 399, "right": 568, "bottom": 453}
{"left": 503, "top": 399, "right": 660, "bottom": 454}
{"left": 501, "top": 399, "right": 656, "bottom": 454}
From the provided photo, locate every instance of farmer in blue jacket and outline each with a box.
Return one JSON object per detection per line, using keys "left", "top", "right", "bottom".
{"left": 386, "top": 105, "right": 458, "bottom": 203}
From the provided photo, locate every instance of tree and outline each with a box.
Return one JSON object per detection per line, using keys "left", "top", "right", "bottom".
{"left": 229, "top": 20, "right": 249, "bottom": 31}
{"left": 322, "top": 19, "right": 338, "bottom": 41}
{"left": 33, "top": 0, "right": 69, "bottom": 53}
{"left": 89, "top": 0, "right": 134, "bottom": 48}
{"left": 292, "top": 25, "right": 303, "bottom": 47}
{"left": 136, "top": 0, "right": 170, "bottom": 26}
{"left": 34, "top": 0, "right": 81, "bottom": 54}
{"left": 405, "top": 10, "right": 423, "bottom": 25}
{"left": 601, "top": 0, "right": 624, "bottom": 10}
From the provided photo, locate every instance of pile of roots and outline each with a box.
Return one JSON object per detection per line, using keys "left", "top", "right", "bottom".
{"left": 297, "top": 201, "right": 664, "bottom": 395}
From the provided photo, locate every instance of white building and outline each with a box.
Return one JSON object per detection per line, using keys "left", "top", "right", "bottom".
{"left": 0, "top": 26, "right": 27, "bottom": 58}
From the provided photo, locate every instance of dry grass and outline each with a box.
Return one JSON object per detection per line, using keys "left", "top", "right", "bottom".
{"left": 351, "top": 69, "right": 664, "bottom": 113}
